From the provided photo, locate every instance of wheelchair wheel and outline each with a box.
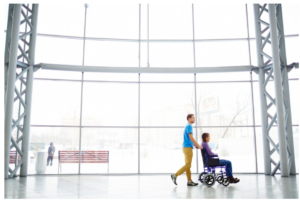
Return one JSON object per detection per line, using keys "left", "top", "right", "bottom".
{"left": 216, "top": 174, "right": 223, "bottom": 184}
{"left": 222, "top": 177, "right": 230, "bottom": 187}
{"left": 198, "top": 172, "right": 207, "bottom": 183}
{"left": 203, "top": 174, "right": 215, "bottom": 187}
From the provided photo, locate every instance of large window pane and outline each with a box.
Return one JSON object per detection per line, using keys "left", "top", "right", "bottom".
{"left": 285, "top": 37, "right": 300, "bottom": 65}
{"left": 196, "top": 83, "right": 253, "bottom": 126}
{"left": 247, "top": 4, "right": 256, "bottom": 39}
{"left": 140, "top": 128, "right": 197, "bottom": 173}
{"left": 196, "top": 72, "right": 251, "bottom": 82}
{"left": 194, "top": 4, "right": 248, "bottom": 39}
{"left": 140, "top": 84, "right": 194, "bottom": 126}
{"left": 289, "top": 80, "right": 299, "bottom": 125}
{"left": 31, "top": 80, "right": 82, "bottom": 126}
{"left": 252, "top": 81, "right": 262, "bottom": 126}
{"left": 4, "top": 4, "right": 8, "bottom": 31}
{"left": 37, "top": 4, "right": 84, "bottom": 37}
{"left": 34, "top": 69, "right": 82, "bottom": 80}
{"left": 197, "top": 127, "right": 256, "bottom": 172}
{"left": 140, "top": 41, "right": 148, "bottom": 67}
{"left": 293, "top": 126, "right": 299, "bottom": 173}
{"left": 141, "top": 73, "right": 194, "bottom": 82}
{"left": 81, "top": 128, "right": 138, "bottom": 173}
{"left": 282, "top": 4, "right": 300, "bottom": 35}
{"left": 249, "top": 39, "right": 258, "bottom": 67}
{"left": 86, "top": 4, "right": 138, "bottom": 39}
{"left": 149, "top": 42, "right": 194, "bottom": 67}
{"left": 195, "top": 40, "right": 250, "bottom": 67}
{"left": 28, "top": 127, "right": 79, "bottom": 174}
{"left": 288, "top": 68, "right": 299, "bottom": 80}
{"left": 84, "top": 72, "right": 138, "bottom": 82}
{"left": 35, "top": 36, "right": 83, "bottom": 65}
{"left": 149, "top": 4, "right": 193, "bottom": 39}
{"left": 82, "top": 83, "right": 138, "bottom": 126}
{"left": 84, "top": 40, "right": 138, "bottom": 67}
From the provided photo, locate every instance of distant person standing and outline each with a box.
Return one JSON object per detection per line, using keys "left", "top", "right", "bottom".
{"left": 171, "top": 114, "right": 203, "bottom": 186}
{"left": 47, "top": 142, "right": 55, "bottom": 166}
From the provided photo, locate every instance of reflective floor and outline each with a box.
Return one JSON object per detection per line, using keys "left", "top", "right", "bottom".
{"left": 4, "top": 174, "right": 299, "bottom": 199}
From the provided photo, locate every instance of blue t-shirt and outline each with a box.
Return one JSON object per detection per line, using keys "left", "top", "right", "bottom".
{"left": 182, "top": 123, "right": 194, "bottom": 148}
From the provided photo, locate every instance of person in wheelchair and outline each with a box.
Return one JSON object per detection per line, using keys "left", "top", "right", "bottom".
{"left": 201, "top": 132, "right": 240, "bottom": 184}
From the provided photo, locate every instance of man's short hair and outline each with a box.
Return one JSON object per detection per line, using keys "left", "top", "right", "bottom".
{"left": 187, "top": 114, "right": 194, "bottom": 120}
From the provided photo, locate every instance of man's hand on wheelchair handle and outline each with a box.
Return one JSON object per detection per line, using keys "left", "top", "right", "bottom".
{"left": 195, "top": 145, "right": 203, "bottom": 149}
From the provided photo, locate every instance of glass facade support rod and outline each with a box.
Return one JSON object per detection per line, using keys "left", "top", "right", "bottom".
{"left": 138, "top": 4, "right": 141, "bottom": 174}
{"left": 78, "top": 3, "right": 88, "bottom": 174}
{"left": 192, "top": 4, "right": 198, "bottom": 173}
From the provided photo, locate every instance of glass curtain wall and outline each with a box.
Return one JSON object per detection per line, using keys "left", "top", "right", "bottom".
{"left": 4, "top": 3, "right": 298, "bottom": 174}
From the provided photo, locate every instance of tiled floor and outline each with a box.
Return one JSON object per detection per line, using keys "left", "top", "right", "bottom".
{"left": 4, "top": 174, "right": 299, "bottom": 199}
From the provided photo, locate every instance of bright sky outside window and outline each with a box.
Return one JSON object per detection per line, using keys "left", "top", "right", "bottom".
{"left": 148, "top": 4, "right": 193, "bottom": 39}
{"left": 86, "top": 4, "right": 139, "bottom": 39}
{"left": 84, "top": 40, "right": 139, "bottom": 67}
{"left": 31, "top": 80, "right": 82, "bottom": 126}
{"left": 82, "top": 83, "right": 138, "bottom": 126}
{"left": 149, "top": 42, "right": 194, "bottom": 67}
{"left": 195, "top": 40, "right": 250, "bottom": 67}
{"left": 35, "top": 36, "right": 83, "bottom": 65}
{"left": 37, "top": 3, "right": 85, "bottom": 37}
{"left": 194, "top": 4, "right": 248, "bottom": 39}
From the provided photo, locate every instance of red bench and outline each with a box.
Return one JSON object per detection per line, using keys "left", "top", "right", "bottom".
{"left": 58, "top": 151, "right": 109, "bottom": 173}
{"left": 9, "top": 150, "right": 21, "bottom": 164}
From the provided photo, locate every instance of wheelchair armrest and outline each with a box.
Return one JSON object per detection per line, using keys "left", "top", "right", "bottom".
{"left": 207, "top": 155, "right": 218, "bottom": 158}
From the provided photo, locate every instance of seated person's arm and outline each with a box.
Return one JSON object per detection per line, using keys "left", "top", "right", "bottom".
{"left": 203, "top": 142, "right": 218, "bottom": 156}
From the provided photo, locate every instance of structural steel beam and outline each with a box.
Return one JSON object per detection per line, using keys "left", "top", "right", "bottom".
{"left": 254, "top": 3, "right": 296, "bottom": 177}
{"left": 4, "top": 4, "right": 22, "bottom": 179}
{"left": 4, "top": 4, "right": 39, "bottom": 179}
{"left": 39, "top": 63, "right": 254, "bottom": 73}
{"left": 276, "top": 4, "right": 296, "bottom": 175}
{"left": 268, "top": 4, "right": 289, "bottom": 177}
{"left": 20, "top": 4, "right": 38, "bottom": 177}
{"left": 254, "top": 4, "right": 271, "bottom": 175}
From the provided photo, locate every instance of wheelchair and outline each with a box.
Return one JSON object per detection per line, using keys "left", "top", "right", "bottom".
{"left": 198, "top": 148, "right": 230, "bottom": 187}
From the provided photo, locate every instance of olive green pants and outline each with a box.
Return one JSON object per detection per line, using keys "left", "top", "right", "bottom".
{"left": 175, "top": 147, "right": 193, "bottom": 181}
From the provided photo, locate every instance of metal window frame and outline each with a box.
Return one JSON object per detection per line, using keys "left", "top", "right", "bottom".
{"left": 4, "top": 4, "right": 298, "bottom": 177}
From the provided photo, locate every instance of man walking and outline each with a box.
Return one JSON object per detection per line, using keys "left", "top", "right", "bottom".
{"left": 47, "top": 142, "right": 55, "bottom": 166}
{"left": 171, "top": 114, "right": 203, "bottom": 186}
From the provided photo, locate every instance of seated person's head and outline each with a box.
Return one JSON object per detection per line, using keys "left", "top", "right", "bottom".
{"left": 202, "top": 133, "right": 210, "bottom": 142}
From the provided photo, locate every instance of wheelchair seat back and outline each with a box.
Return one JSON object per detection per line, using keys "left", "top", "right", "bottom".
{"left": 201, "top": 147, "right": 219, "bottom": 167}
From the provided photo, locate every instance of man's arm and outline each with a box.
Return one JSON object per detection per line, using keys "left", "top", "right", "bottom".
{"left": 189, "top": 133, "right": 203, "bottom": 149}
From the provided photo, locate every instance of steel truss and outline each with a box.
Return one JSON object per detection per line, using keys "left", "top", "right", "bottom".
{"left": 4, "top": 4, "right": 39, "bottom": 178}
{"left": 253, "top": 4, "right": 296, "bottom": 176}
